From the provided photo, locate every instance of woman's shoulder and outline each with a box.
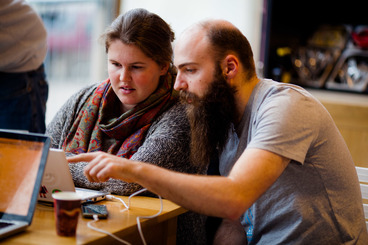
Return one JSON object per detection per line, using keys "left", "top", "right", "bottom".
{"left": 73, "top": 83, "right": 99, "bottom": 101}
{"left": 162, "top": 102, "right": 186, "bottom": 116}
{"left": 157, "top": 102, "right": 188, "bottom": 124}
{"left": 148, "top": 102, "right": 189, "bottom": 134}
{"left": 62, "top": 83, "right": 99, "bottom": 111}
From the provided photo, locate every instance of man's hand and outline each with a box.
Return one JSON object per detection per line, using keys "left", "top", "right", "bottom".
{"left": 67, "top": 151, "right": 135, "bottom": 183}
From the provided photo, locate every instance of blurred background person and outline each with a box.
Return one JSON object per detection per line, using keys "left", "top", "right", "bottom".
{"left": 0, "top": 0, "right": 48, "bottom": 133}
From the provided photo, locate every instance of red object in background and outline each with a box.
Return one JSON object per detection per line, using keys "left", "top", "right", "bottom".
{"left": 352, "top": 28, "right": 368, "bottom": 49}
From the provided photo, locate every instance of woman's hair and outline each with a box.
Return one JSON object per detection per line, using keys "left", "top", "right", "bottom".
{"left": 101, "top": 8, "right": 175, "bottom": 67}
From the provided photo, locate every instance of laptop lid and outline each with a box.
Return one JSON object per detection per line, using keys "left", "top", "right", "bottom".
{"left": 0, "top": 129, "right": 50, "bottom": 239}
{"left": 39, "top": 148, "right": 75, "bottom": 202}
{"left": 38, "top": 148, "right": 108, "bottom": 203}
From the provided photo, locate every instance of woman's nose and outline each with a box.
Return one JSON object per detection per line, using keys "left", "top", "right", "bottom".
{"left": 119, "top": 67, "right": 130, "bottom": 81}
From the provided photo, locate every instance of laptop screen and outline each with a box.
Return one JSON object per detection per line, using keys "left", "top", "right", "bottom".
{"left": 0, "top": 130, "right": 50, "bottom": 222}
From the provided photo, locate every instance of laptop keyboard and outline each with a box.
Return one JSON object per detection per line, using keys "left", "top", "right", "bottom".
{"left": 0, "top": 221, "right": 12, "bottom": 229}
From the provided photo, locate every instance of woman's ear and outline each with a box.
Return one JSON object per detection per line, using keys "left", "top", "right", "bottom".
{"left": 160, "top": 63, "right": 170, "bottom": 75}
{"left": 222, "top": 54, "right": 239, "bottom": 80}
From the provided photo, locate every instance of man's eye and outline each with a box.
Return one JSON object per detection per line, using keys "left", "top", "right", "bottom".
{"left": 186, "top": 68, "right": 195, "bottom": 73}
{"left": 112, "top": 62, "right": 121, "bottom": 67}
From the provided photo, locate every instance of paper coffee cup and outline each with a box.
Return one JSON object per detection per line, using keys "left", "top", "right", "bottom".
{"left": 52, "top": 191, "right": 81, "bottom": 236}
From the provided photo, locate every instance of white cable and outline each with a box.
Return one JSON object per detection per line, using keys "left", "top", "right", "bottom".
{"left": 88, "top": 188, "right": 163, "bottom": 245}
{"left": 87, "top": 214, "right": 131, "bottom": 245}
{"left": 106, "top": 194, "right": 129, "bottom": 209}
{"left": 106, "top": 188, "right": 147, "bottom": 210}
{"left": 136, "top": 195, "right": 163, "bottom": 245}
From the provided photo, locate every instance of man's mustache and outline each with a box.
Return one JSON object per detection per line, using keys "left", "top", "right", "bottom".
{"left": 179, "top": 90, "right": 201, "bottom": 105}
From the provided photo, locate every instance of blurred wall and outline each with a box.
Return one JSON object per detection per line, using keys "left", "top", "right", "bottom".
{"left": 120, "top": 0, "right": 263, "bottom": 64}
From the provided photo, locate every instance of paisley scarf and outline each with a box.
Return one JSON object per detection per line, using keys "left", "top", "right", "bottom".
{"left": 63, "top": 73, "right": 177, "bottom": 159}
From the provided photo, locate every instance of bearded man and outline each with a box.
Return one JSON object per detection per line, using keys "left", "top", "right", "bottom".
{"left": 69, "top": 19, "right": 368, "bottom": 244}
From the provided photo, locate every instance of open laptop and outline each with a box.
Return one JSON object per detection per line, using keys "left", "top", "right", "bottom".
{"left": 0, "top": 129, "right": 50, "bottom": 240}
{"left": 38, "top": 148, "right": 109, "bottom": 204}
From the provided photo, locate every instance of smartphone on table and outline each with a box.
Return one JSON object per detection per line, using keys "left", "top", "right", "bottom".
{"left": 81, "top": 203, "right": 108, "bottom": 219}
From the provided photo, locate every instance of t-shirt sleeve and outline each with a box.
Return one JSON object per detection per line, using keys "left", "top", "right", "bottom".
{"left": 247, "top": 88, "right": 320, "bottom": 164}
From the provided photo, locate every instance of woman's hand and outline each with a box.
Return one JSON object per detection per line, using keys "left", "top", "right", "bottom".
{"left": 67, "top": 151, "right": 135, "bottom": 183}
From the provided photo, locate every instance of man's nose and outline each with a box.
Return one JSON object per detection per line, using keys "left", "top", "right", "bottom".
{"left": 174, "top": 73, "right": 188, "bottom": 91}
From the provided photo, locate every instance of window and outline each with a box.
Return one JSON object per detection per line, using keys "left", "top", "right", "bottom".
{"left": 28, "top": 0, "right": 118, "bottom": 123}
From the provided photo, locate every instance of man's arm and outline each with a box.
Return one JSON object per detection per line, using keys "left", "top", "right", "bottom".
{"left": 68, "top": 148, "right": 289, "bottom": 220}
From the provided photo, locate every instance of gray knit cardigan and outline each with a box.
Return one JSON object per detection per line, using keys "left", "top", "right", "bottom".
{"left": 46, "top": 83, "right": 207, "bottom": 244}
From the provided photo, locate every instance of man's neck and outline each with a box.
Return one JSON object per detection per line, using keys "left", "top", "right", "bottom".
{"left": 234, "top": 75, "right": 260, "bottom": 124}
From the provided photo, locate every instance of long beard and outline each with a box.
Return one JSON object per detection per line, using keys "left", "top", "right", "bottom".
{"left": 180, "top": 69, "right": 237, "bottom": 168}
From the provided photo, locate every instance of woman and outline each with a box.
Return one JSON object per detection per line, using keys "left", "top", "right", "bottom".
{"left": 46, "top": 8, "right": 206, "bottom": 244}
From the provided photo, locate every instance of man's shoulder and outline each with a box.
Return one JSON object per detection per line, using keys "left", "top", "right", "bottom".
{"left": 253, "top": 79, "right": 318, "bottom": 108}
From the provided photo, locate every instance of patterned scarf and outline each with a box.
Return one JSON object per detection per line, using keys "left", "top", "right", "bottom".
{"left": 63, "top": 73, "right": 177, "bottom": 159}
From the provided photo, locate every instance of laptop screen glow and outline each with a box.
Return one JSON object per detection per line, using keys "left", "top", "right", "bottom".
{"left": 0, "top": 138, "right": 44, "bottom": 216}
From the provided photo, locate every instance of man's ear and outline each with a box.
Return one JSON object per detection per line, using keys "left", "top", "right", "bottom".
{"left": 222, "top": 54, "right": 239, "bottom": 81}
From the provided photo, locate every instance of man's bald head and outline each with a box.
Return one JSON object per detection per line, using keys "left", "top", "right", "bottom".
{"left": 176, "top": 19, "right": 257, "bottom": 80}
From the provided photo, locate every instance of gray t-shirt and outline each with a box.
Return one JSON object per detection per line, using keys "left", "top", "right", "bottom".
{"left": 220, "top": 79, "right": 367, "bottom": 244}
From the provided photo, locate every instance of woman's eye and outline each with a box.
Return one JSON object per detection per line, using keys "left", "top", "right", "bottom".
{"left": 131, "top": 65, "right": 143, "bottom": 70}
{"left": 112, "top": 62, "right": 121, "bottom": 67}
{"left": 186, "top": 68, "right": 195, "bottom": 73}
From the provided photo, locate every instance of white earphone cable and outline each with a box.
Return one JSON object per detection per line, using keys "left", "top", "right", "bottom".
{"left": 87, "top": 188, "right": 163, "bottom": 245}
{"left": 87, "top": 215, "right": 131, "bottom": 245}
